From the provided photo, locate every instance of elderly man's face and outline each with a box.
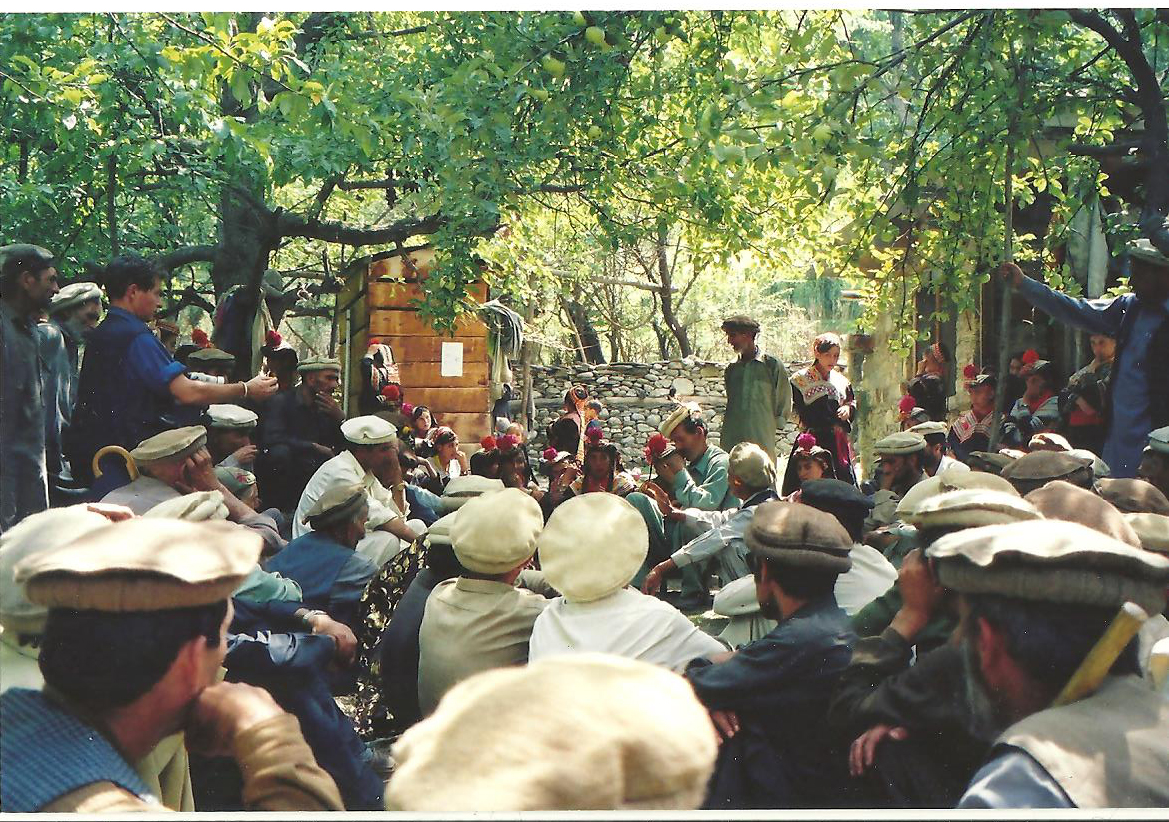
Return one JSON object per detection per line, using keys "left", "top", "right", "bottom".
{"left": 20, "top": 265, "right": 60, "bottom": 310}
{"left": 304, "top": 369, "right": 340, "bottom": 395}
{"left": 725, "top": 329, "right": 756, "bottom": 355}
{"left": 670, "top": 425, "right": 707, "bottom": 461}
{"left": 68, "top": 298, "right": 102, "bottom": 331}
{"left": 880, "top": 454, "right": 918, "bottom": 486}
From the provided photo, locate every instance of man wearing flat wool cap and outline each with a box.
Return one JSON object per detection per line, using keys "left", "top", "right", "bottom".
{"left": 0, "top": 518, "right": 342, "bottom": 812}
{"left": 206, "top": 404, "right": 259, "bottom": 470}
{"left": 294, "top": 415, "right": 425, "bottom": 568}
{"left": 909, "top": 421, "right": 969, "bottom": 478}
{"left": 867, "top": 432, "right": 929, "bottom": 532}
{"left": 927, "top": 519, "right": 1169, "bottom": 808}
{"left": 416, "top": 488, "right": 549, "bottom": 716}
{"left": 683, "top": 501, "right": 860, "bottom": 809}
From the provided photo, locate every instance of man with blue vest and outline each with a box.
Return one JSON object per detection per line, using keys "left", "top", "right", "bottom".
{"left": 66, "top": 255, "right": 277, "bottom": 490}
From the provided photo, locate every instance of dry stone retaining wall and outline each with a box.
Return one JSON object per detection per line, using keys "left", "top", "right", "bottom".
{"left": 523, "top": 358, "right": 801, "bottom": 469}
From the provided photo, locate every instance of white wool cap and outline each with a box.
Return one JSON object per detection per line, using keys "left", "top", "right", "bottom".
{"left": 894, "top": 476, "right": 943, "bottom": 519}
{"left": 0, "top": 506, "right": 112, "bottom": 635}
{"left": 143, "top": 491, "right": 229, "bottom": 522}
{"left": 206, "top": 404, "right": 258, "bottom": 430}
{"left": 537, "top": 494, "right": 648, "bottom": 602}
{"left": 341, "top": 415, "right": 398, "bottom": 446}
{"left": 448, "top": 488, "right": 543, "bottom": 574}
{"left": 386, "top": 654, "right": 718, "bottom": 811}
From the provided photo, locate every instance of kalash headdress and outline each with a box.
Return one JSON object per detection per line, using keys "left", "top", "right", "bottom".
{"left": 644, "top": 432, "right": 678, "bottom": 464}
{"left": 792, "top": 433, "right": 833, "bottom": 470}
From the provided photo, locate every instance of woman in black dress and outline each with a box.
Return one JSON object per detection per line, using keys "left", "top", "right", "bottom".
{"left": 782, "top": 333, "right": 857, "bottom": 495}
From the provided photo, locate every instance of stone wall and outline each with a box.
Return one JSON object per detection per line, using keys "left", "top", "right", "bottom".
{"left": 523, "top": 358, "right": 800, "bottom": 468}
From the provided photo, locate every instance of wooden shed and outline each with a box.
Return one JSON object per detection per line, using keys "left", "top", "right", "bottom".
{"left": 336, "top": 249, "right": 493, "bottom": 445}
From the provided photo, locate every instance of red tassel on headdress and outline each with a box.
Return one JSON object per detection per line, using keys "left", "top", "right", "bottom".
{"left": 481, "top": 435, "right": 497, "bottom": 451}
{"left": 542, "top": 447, "right": 558, "bottom": 462}
{"left": 401, "top": 402, "right": 414, "bottom": 416}
{"left": 797, "top": 432, "right": 817, "bottom": 451}
{"left": 585, "top": 426, "right": 603, "bottom": 443}
{"left": 963, "top": 363, "right": 979, "bottom": 380}
{"left": 381, "top": 384, "right": 401, "bottom": 401}
{"left": 265, "top": 329, "right": 282, "bottom": 348}
{"left": 498, "top": 434, "right": 518, "bottom": 451}
{"left": 898, "top": 394, "right": 916, "bottom": 415}
{"left": 191, "top": 328, "right": 210, "bottom": 348}
{"left": 1021, "top": 349, "right": 1040, "bottom": 365}
{"left": 368, "top": 337, "right": 382, "bottom": 346}
{"left": 645, "top": 433, "right": 669, "bottom": 462}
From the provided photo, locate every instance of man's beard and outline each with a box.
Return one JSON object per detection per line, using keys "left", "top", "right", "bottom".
{"left": 959, "top": 636, "right": 1009, "bottom": 743}
{"left": 758, "top": 588, "right": 783, "bottom": 621}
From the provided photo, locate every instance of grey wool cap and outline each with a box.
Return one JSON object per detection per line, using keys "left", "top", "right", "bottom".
{"left": 744, "top": 501, "right": 852, "bottom": 573}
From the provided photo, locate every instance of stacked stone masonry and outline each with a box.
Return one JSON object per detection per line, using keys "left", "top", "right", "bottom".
{"left": 520, "top": 358, "right": 801, "bottom": 470}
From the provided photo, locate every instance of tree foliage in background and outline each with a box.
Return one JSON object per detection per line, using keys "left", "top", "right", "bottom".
{"left": 2, "top": 10, "right": 1166, "bottom": 354}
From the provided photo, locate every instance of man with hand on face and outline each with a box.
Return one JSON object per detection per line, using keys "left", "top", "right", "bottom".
{"left": 0, "top": 245, "right": 59, "bottom": 531}
{"left": 999, "top": 236, "right": 1169, "bottom": 477}
{"left": 909, "top": 421, "right": 969, "bottom": 478}
{"left": 67, "top": 255, "right": 278, "bottom": 489}
{"left": 256, "top": 357, "right": 346, "bottom": 513}
{"left": 0, "top": 518, "right": 343, "bottom": 812}
{"left": 683, "top": 502, "right": 859, "bottom": 809}
{"left": 866, "top": 432, "right": 928, "bottom": 532}
{"left": 721, "top": 315, "right": 790, "bottom": 463}
{"left": 206, "top": 404, "right": 259, "bottom": 470}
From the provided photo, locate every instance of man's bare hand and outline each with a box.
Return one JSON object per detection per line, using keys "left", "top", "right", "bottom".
{"left": 849, "top": 724, "right": 908, "bottom": 777}
{"left": 312, "top": 442, "right": 335, "bottom": 459}
{"left": 313, "top": 391, "right": 344, "bottom": 421}
{"left": 245, "top": 374, "right": 278, "bottom": 401}
{"left": 180, "top": 448, "right": 220, "bottom": 493}
{"left": 657, "top": 452, "right": 686, "bottom": 484}
{"left": 709, "top": 709, "right": 740, "bottom": 743}
{"left": 84, "top": 502, "right": 136, "bottom": 522}
{"left": 230, "top": 444, "right": 258, "bottom": 467}
{"left": 641, "top": 561, "right": 672, "bottom": 596}
{"left": 997, "top": 261, "right": 1024, "bottom": 288}
{"left": 186, "top": 682, "right": 285, "bottom": 757}
{"left": 308, "top": 613, "right": 357, "bottom": 667}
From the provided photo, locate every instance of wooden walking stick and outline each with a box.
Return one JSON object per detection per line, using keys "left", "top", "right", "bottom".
{"left": 1051, "top": 601, "right": 1149, "bottom": 707}
{"left": 988, "top": 139, "right": 1016, "bottom": 452}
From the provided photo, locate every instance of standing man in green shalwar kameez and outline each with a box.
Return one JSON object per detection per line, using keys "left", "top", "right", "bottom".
{"left": 720, "top": 315, "right": 791, "bottom": 463}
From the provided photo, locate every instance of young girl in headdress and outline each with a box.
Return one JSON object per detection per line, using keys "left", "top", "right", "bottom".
{"left": 784, "top": 333, "right": 857, "bottom": 495}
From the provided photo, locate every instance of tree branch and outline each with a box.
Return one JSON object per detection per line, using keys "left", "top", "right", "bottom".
{"left": 1066, "top": 140, "right": 1143, "bottom": 158}
{"left": 277, "top": 211, "right": 446, "bottom": 246}
{"left": 157, "top": 244, "right": 219, "bottom": 271}
{"left": 591, "top": 275, "right": 678, "bottom": 293}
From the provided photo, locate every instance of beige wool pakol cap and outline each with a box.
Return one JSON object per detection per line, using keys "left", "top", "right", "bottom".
{"left": 659, "top": 401, "right": 702, "bottom": 438}
{"left": 937, "top": 465, "right": 1019, "bottom": 496}
{"left": 894, "top": 476, "right": 943, "bottom": 519}
{"left": 297, "top": 356, "right": 341, "bottom": 374}
{"left": 908, "top": 421, "right": 948, "bottom": 438}
{"left": 144, "top": 490, "right": 229, "bottom": 521}
{"left": 1125, "top": 513, "right": 1169, "bottom": 554}
{"left": 1095, "top": 478, "right": 1169, "bottom": 516}
{"left": 424, "top": 511, "right": 459, "bottom": 548}
{"left": 449, "top": 488, "right": 543, "bottom": 575}
{"left": 441, "top": 476, "right": 506, "bottom": 511}
{"left": 130, "top": 425, "right": 207, "bottom": 466}
{"left": 728, "top": 442, "right": 775, "bottom": 492}
{"left": 206, "top": 404, "right": 258, "bottom": 430}
{"left": 907, "top": 489, "right": 1041, "bottom": 532}
{"left": 874, "top": 431, "right": 926, "bottom": 456}
{"left": 48, "top": 281, "right": 102, "bottom": 314}
{"left": 304, "top": 482, "right": 367, "bottom": 529}
{"left": 187, "top": 346, "right": 235, "bottom": 364}
{"left": 0, "top": 506, "right": 113, "bottom": 635}
{"left": 16, "top": 519, "right": 262, "bottom": 612}
{"left": 744, "top": 501, "right": 852, "bottom": 573}
{"left": 1024, "top": 480, "right": 1141, "bottom": 547}
{"left": 1146, "top": 426, "right": 1169, "bottom": 455}
{"left": 967, "top": 451, "right": 1017, "bottom": 475}
{"left": 538, "top": 494, "right": 648, "bottom": 602}
{"left": 927, "top": 519, "right": 1169, "bottom": 614}
{"left": 341, "top": 415, "right": 398, "bottom": 446}
{"left": 386, "top": 654, "right": 718, "bottom": 812}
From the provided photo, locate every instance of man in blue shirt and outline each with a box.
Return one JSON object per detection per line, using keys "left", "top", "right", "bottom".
{"left": 999, "top": 237, "right": 1169, "bottom": 476}
{"left": 66, "top": 255, "right": 277, "bottom": 488}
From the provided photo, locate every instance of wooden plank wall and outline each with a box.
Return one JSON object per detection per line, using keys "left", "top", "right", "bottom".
{"left": 361, "top": 252, "right": 493, "bottom": 446}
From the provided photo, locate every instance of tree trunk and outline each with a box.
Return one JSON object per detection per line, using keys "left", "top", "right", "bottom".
{"left": 560, "top": 295, "right": 605, "bottom": 364}
{"left": 656, "top": 226, "right": 693, "bottom": 357}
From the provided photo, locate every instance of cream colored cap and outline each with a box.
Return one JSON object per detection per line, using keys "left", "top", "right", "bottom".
{"left": 538, "top": 494, "right": 648, "bottom": 602}
{"left": 1147, "top": 426, "right": 1169, "bottom": 455}
{"left": 387, "top": 654, "right": 717, "bottom": 811}
{"left": 894, "top": 475, "right": 943, "bottom": 519}
{"left": 728, "top": 442, "right": 775, "bottom": 492}
{"left": 425, "top": 511, "right": 460, "bottom": 547}
{"left": 937, "top": 465, "right": 1019, "bottom": 496}
{"left": 1125, "top": 513, "right": 1169, "bottom": 554}
{"left": 908, "top": 421, "right": 947, "bottom": 438}
{"left": 1028, "top": 432, "right": 1072, "bottom": 452}
{"left": 0, "top": 507, "right": 113, "bottom": 635}
{"left": 907, "top": 489, "right": 1042, "bottom": 532}
{"left": 297, "top": 357, "right": 341, "bottom": 374}
{"left": 187, "top": 347, "right": 234, "bottom": 364}
{"left": 143, "top": 490, "right": 229, "bottom": 521}
{"left": 48, "top": 281, "right": 101, "bottom": 314}
{"left": 874, "top": 431, "right": 927, "bottom": 455}
{"left": 16, "top": 519, "right": 262, "bottom": 612}
{"left": 341, "top": 415, "right": 398, "bottom": 446}
{"left": 927, "top": 519, "right": 1169, "bottom": 614}
{"left": 448, "top": 488, "right": 543, "bottom": 574}
{"left": 206, "top": 404, "right": 258, "bottom": 430}
{"left": 304, "top": 482, "right": 367, "bottom": 529}
{"left": 659, "top": 401, "right": 702, "bottom": 438}
{"left": 129, "top": 425, "right": 207, "bottom": 465}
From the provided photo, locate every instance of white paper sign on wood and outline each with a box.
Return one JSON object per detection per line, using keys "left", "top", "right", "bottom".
{"left": 440, "top": 342, "right": 464, "bottom": 377}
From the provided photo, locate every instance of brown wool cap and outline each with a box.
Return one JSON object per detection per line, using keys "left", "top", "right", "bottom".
{"left": 874, "top": 432, "right": 927, "bottom": 456}
{"left": 16, "top": 519, "right": 261, "bottom": 613}
{"left": 1024, "top": 480, "right": 1140, "bottom": 547}
{"left": 967, "top": 451, "right": 1017, "bottom": 475}
{"left": 927, "top": 519, "right": 1169, "bottom": 613}
{"left": 1095, "top": 478, "right": 1169, "bottom": 516}
{"left": 0, "top": 244, "right": 54, "bottom": 276}
{"left": 296, "top": 356, "right": 341, "bottom": 375}
{"left": 744, "top": 501, "right": 852, "bottom": 573}
{"left": 1124, "top": 513, "right": 1169, "bottom": 554}
{"left": 49, "top": 282, "right": 102, "bottom": 315}
{"left": 720, "top": 314, "right": 760, "bottom": 333}
{"left": 908, "top": 489, "right": 1042, "bottom": 532}
{"left": 1002, "top": 451, "right": 1094, "bottom": 495}
{"left": 304, "top": 482, "right": 367, "bottom": 529}
{"left": 187, "top": 346, "right": 235, "bottom": 364}
{"left": 129, "top": 425, "right": 207, "bottom": 466}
